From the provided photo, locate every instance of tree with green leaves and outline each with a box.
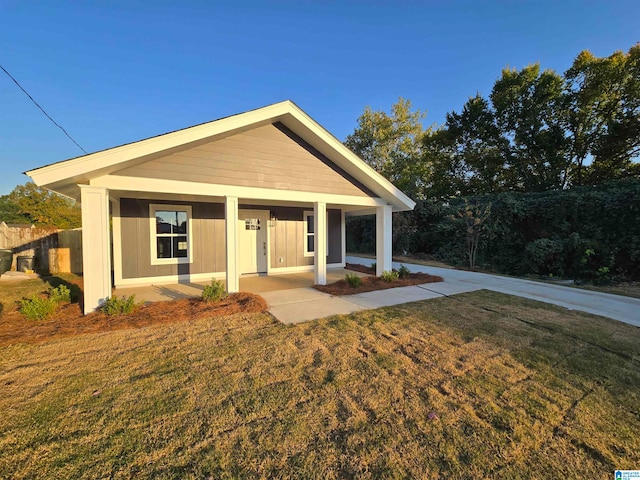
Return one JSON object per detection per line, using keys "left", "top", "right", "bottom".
{"left": 0, "top": 195, "right": 31, "bottom": 224}
{"left": 344, "top": 98, "right": 428, "bottom": 198}
{"left": 490, "top": 64, "right": 570, "bottom": 191}
{"left": 565, "top": 43, "right": 640, "bottom": 185}
{"left": 425, "top": 95, "right": 510, "bottom": 196}
{"left": 8, "top": 182, "right": 81, "bottom": 229}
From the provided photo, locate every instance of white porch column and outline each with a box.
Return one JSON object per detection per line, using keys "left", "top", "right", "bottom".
{"left": 314, "top": 201, "right": 327, "bottom": 285}
{"left": 341, "top": 209, "right": 346, "bottom": 266}
{"left": 225, "top": 195, "right": 239, "bottom": 293}
{"left": 376, "top": 205, "right": 393, "bottom": 276}
{"left": 80, "top": 185, "right": 112, "bottom": 314}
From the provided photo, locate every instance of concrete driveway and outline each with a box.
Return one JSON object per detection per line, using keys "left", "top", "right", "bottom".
{"left": 347, "top": 256, "right": 640, "bottom": 328}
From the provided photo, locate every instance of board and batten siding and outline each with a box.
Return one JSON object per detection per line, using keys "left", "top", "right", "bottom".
{"left": 119, "top": 198, "right": 225, "bottom": 280}
{"left": 268, "top": 207, "right": 342, "bottom": 269}
{"left": 112, "top": 122, "right": 374, "bottom": 198}
{"left": 119, "top": 200, "right": 343, "bottom": 280}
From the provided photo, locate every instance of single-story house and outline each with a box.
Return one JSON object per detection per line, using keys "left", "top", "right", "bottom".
{"left": 26, "top": 101, "right": 415, "bottom": 313}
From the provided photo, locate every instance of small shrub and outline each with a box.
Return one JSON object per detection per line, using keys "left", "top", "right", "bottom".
{"left": 398, "top": 265, "right": 411, "bottom": 279}
{"left": 525, "top": 238, "right": 566, "bottom": 276}
{"left": 49, "top": 284, "right": 71, "bottom": 304}
{"left": 20, "top": 295, "right": 57, "bottom": 320}
{"left": 594, "top": 266, "right": 612, "bottom": 285}
{"left": 345, "top": 273, "right": 362, "bottom": 288}
{"left": 101, "top": 295, "right": 137, "bottom": 316}
{"left": 202, "top": 279, "right": 227, "bottom": 303}
{"left": 371, "top": 262, "right": 377, "bottom": 273}
{"left": 381, "top": 270, "right": 399, "bottom": 282}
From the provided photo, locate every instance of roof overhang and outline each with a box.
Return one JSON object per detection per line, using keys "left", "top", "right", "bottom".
{"left": 26, "top": 100, "right": 416, "bottom": 211}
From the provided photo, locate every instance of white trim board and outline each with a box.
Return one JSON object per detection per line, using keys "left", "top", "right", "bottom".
{"left": 149, "top": 203, "right": 193, "bottom": 266}
{"left": 92, "top": 175, "right": 388, "bottom": 208}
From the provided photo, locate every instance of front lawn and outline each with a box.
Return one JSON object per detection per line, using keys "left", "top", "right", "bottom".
{"left": 1, "top": 290, "right": 638, "bottom": 478}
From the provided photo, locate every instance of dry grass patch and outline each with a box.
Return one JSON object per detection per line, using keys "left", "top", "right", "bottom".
{"left": 1, "top": 290, "right": 639, "bottom": 478}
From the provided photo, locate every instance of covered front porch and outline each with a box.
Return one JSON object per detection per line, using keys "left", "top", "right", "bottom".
{"left": 78, "top": 185, "right": 394, "bottom": 314}
{"left": 114, "top": 268, "right": 362, "bottom": 303}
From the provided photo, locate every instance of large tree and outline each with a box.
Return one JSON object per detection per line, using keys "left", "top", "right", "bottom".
{"left": 8, "top": 182, "right": 81, "bottom": 229}
{"left": 346, "top": 44, "right": 640, "bottom": 201}
{"left": 490, "top": 64, "right": 570, "bottom": 191}
{"left": 565, "top": 43, "right": 640, "bottom": 185}
{"left": 344, "top": 98, "right": 428, "bottom": 198}
{"left": 0, "top": 195, "right": 31, "bottom": 224}
{"left": 425, "top": 95, "right": 510, "bottom": 196}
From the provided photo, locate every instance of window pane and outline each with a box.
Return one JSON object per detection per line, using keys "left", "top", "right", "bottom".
{"left": 307, "top": 234, "right": 314, "bottom": 253}
{"left": 307, "top": 215, "right": 314, "bottom": 234}
{"left": 156, "top": 211, "right": 175, "bottom": 234}
{"left": 157, "top": 237, "right": 172, "bottom": 258}
{"left": 173, "top": 236, "right": 188, "bottom": 257}
{"left": 174, "top": 211, "right": 187, "bottom": 234}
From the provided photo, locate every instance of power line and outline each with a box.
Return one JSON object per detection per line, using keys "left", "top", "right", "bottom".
{"left": 0, "top": 64, "right": 88, "bottom": 154}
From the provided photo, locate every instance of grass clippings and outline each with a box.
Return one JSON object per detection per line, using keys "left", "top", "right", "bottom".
{"left": 315, "top": 262, "right": 443, "bottom": 295}
{"left": 0, "top": 292, "right": 267, "bottom": 347}
{"left": 0, "top": 290, "right": 638, "bottom": 478}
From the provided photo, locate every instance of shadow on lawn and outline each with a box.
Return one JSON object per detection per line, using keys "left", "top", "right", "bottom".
{"left": 41, "top": 275, "right": 84, "bottom": 304}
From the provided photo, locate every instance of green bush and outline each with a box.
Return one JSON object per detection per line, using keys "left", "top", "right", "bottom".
{"left": 19, "top": 284, "right": 73, "bottom": 320}
{"left": 202, "top": 279, "right": 227, "bottom": 303}
{"left": 101, "top": 295, "right": 137, "bottom": 316}
{"left": 381, "top": 270, "right": 399, "bottom": 282}
{"left": 19, "top": 295, "right": 57, "bottom": 321}
{"left": 370, "top": 262, "right": 377, "bottom": 273}
{"left": 348, "top": 179, "right": 640, "bottom": 282}
{"left": 345, "top": 273, "right": 362, "bottom": 288}
{"left": 398, "top": 265, "right": 411, "bottom": 279}
{"left": 49, "top": 284, "right": 71, "bottom": 304}
{"left": 525, "top": 238, "right": 566, "bottom": 276}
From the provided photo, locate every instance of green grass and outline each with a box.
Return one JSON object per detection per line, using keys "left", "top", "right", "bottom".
{"left": 1, "top": 290, "right": 639, "bottom": 478}
{"left": 0, "top": 273, "right": 82, "bottom": 317}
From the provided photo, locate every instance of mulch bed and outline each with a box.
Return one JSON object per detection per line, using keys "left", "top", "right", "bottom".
{"left": 314, "top": 263, "right": 443, "bottom": 296}
{"left": 0, "top": 292, "right": 268, "bottom": 347}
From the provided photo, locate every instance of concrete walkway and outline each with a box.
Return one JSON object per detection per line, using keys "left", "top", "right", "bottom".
{"left": 0, "top": 271, "right": 39, "bottom": 282}
{"left": 263, "top": 257, "right": 640, "bottom": 327}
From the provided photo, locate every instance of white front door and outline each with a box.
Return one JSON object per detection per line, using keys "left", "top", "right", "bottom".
{"left": 238, "top": 209, "right": 268, "bottom": 274}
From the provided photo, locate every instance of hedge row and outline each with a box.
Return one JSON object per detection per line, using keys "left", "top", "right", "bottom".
{"left": 347, "top": 178, "right": 640, "bottom": 282}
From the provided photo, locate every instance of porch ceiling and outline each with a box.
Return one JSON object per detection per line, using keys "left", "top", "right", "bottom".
{"left": 109, "top": 189, "right": 373, "bottom": 213}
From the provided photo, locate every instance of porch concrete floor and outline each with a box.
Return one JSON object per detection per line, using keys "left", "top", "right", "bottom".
{"left": 113, "top": 268, "right": 362, "bottom": 303}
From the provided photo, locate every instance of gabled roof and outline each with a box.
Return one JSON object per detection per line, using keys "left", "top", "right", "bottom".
{"left": 26, "top": 100, "right": 415, "bottom": 211}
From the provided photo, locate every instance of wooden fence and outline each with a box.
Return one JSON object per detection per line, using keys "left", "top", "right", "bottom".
{"left": 0, "top": 223, "right": 82, "bottom": 274}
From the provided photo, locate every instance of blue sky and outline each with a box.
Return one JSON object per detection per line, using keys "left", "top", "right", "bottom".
{"left": 1, "top": 1, "right": 638, "bottom": 195}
